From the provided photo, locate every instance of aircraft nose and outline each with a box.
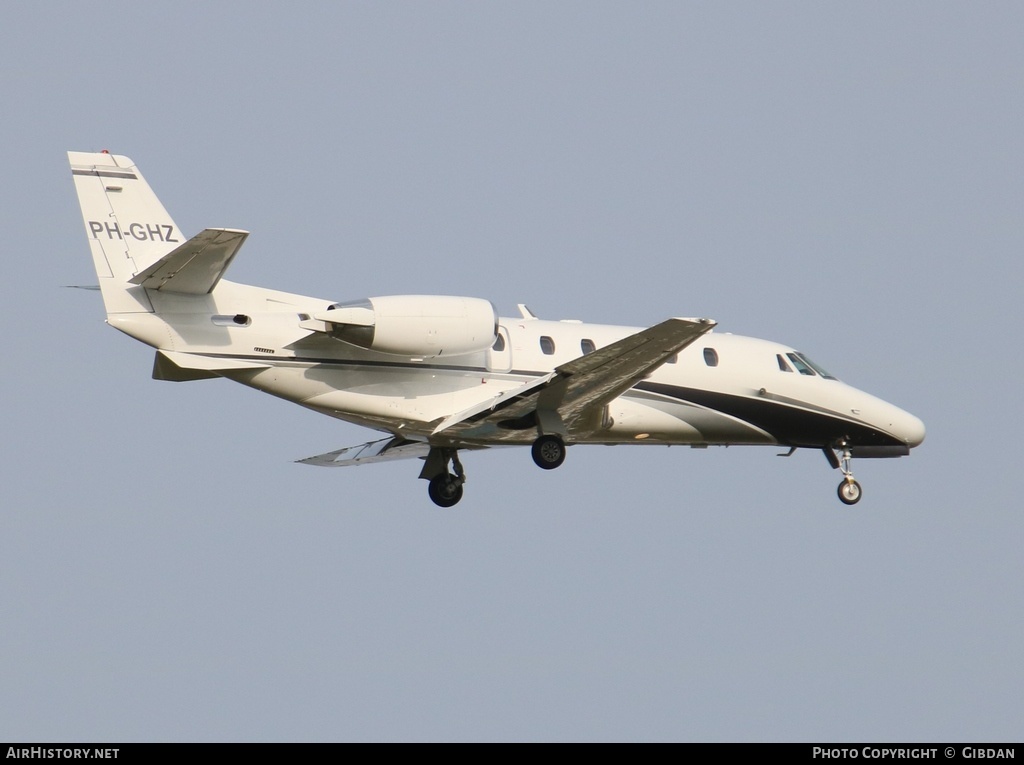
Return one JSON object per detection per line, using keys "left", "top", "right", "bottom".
{"left": 896, "top": 410, "right": 926, "bottom": 448}
{"left": 853, "top": 390, "right": 926, "bottom": 449}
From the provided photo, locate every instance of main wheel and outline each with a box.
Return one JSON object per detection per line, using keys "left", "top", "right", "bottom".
{"left": 531, "top": 435, "right": 566, "bottom": 470}
{"left": 428, "top": 473, "right": 463, "bottom": 507}
{"left": 837, "top": 478, "right": 862, "bottom": 505}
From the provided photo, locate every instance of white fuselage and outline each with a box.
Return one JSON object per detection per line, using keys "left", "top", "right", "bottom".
{"left": 108, "top": 279, "right": 925, "bottom": 453}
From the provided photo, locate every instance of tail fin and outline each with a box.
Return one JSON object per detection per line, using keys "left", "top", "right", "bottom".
{"left": 69, "top": 151, "right": 184, "bottom": 314}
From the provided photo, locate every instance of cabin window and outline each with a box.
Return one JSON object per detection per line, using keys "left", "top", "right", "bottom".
{"left": 777, "top": 354, "right": 793, "bottom": 372}
{"left": 581, "top": 339, "right": 596, "bottom": 355}
{"left": 540, "top": 336, "right": 556, "bottom": 355}
{"left": 665, "top": 353, "right": 678, "bottom": 364}
{"left": 703, "top": 347, "right": 719, "bottom": 367}
{"left": 492, "top": 333, "right": 506, "bottom": 352}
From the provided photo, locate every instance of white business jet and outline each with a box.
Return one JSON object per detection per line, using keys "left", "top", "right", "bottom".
{"left": 69, "top": 151, "right": 925, "bottom": 507}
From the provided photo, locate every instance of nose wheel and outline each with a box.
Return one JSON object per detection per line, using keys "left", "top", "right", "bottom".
{"left": 825, "top": 443, "right": 863, "bottom": 505}
{"left": 838, "top": 477, "right": 862, "bottom": 505}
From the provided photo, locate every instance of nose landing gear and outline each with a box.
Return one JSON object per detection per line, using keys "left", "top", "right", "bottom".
{"left": 825, "top": 443, "right": 862, "bottom": 505}
{"left": 838, "top": 476, "right": 862, "bottom": 505}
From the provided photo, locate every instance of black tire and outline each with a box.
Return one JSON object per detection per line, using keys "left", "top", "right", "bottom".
{"left": 531, "top": 435, "right": 566, "bottom": 470}
{"left": 837, "top": 479, "right": 862, "bottom": 505}
{"left": 428, "top": 473, "right": 463, "bottom": 507}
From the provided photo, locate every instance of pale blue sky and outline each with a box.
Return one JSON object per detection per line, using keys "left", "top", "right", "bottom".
{"left": 2, "top": 2, "right": 1021, "bottom": 741}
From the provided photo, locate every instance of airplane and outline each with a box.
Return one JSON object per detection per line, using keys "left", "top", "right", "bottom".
{"left": 68, "top": 150, "right": 925, "bottom": 508}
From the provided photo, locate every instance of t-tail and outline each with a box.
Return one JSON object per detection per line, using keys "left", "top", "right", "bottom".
{"left": 68, "top": 151, "right": 248, "bottom": 316}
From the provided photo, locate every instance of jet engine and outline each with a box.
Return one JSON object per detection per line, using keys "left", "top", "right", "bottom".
{"left": 313, "top": 295, "right": 498, "bottom": 358}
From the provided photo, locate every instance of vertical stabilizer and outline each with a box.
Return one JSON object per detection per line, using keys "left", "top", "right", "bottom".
{"left": 69, "top": 151, "right": 184, "bottom": 314}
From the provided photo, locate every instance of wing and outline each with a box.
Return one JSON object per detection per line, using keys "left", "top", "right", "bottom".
{"left": 129, "top": 228, "right": 248, "bottom": 294}
{"left": 433, "top": 316, "right": 716, "bottom": 441}
{"left": 296, "top": 436, "right": 433, "bottom": 467}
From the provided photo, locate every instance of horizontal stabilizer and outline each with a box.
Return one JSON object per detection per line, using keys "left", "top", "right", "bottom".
{"left": 153, "top": 350, "right": 272, "bottom": 379}
{"left": 153, "top": 351, "right": 219, "bottom": 381}
{"left": 129, "top": 228, "right": 248, "bottom": 294}
{"left": 297, "top": 436, "right": 433, "bottom": 467}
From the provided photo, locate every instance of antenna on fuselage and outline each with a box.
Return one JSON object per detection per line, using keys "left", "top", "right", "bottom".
{"left": 517, "top": 304, "right": 537, "bottom": 320}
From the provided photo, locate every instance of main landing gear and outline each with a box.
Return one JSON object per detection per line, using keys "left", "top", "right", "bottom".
{"left": 421, "top": 436, "right": 568, "bottom": 507}
{"left": 824, "top": 443, "right": 862, "bottom": 505}
{"left": 422, "top": 448, "right": 466, "bottom": 507}
{"left": 428, "top": 471, "right": 463, "bottom": 507}
{"left": 531, "top": 434, "right": 566, "bottom": 470}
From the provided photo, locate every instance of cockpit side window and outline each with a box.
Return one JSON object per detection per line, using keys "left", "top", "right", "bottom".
{"left": 777, "top": 354, "right": 793, "bottom": 372}
{"left": 787, "top": 352, "right": 837, "bottom": 380}
{"left": 795, "top": 352, "right": 837, "bottom": 379}
{"left": 786, "top": 352, "right": 816, "bottom": 376}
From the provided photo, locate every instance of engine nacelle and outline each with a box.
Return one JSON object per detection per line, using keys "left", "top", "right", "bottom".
{"left": 313, "top": 295, "right": 498, "bottom": 358}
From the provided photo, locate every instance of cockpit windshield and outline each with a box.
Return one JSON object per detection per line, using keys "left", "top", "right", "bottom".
{"left": 786, "top": 352, "right": 838, "bottom": 380}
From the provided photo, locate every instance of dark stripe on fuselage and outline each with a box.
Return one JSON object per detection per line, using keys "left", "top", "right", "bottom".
{"left": 635, "top": 381, "right": 905, "bottom": 448}
{"left": 190, "top": 352, "right": 903, "bottom": 447}
{"left": 195, "top": 351, "right": 491, "bottom": 375}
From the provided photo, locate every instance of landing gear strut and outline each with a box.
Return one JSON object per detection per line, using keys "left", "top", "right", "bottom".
{"left": 421, "top": 448, "right": 466, "bottom": 507}
{"left": 825, "top": 443, "right": 862, "bottom": 505}
{"left": 531, "top": 434, "right": 566, "bottom": 470}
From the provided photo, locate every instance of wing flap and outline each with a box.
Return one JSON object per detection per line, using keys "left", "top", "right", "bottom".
{"left": 431, "top": 371, "right": 557, "bottom": 434}
{"left": 297, "top": 436, "right": 432, "bottom": 467}
{"left": 129, "top": 228, "right": 249, "bottom": 294}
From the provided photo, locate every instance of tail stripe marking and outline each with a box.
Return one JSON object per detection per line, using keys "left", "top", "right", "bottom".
{"left": 71, "top": 169, "right": 138, "bottom": 180}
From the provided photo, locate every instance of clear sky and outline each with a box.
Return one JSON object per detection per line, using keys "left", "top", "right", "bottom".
{"left": 2, "top": 2, "right": 1021, "bottom": 742}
